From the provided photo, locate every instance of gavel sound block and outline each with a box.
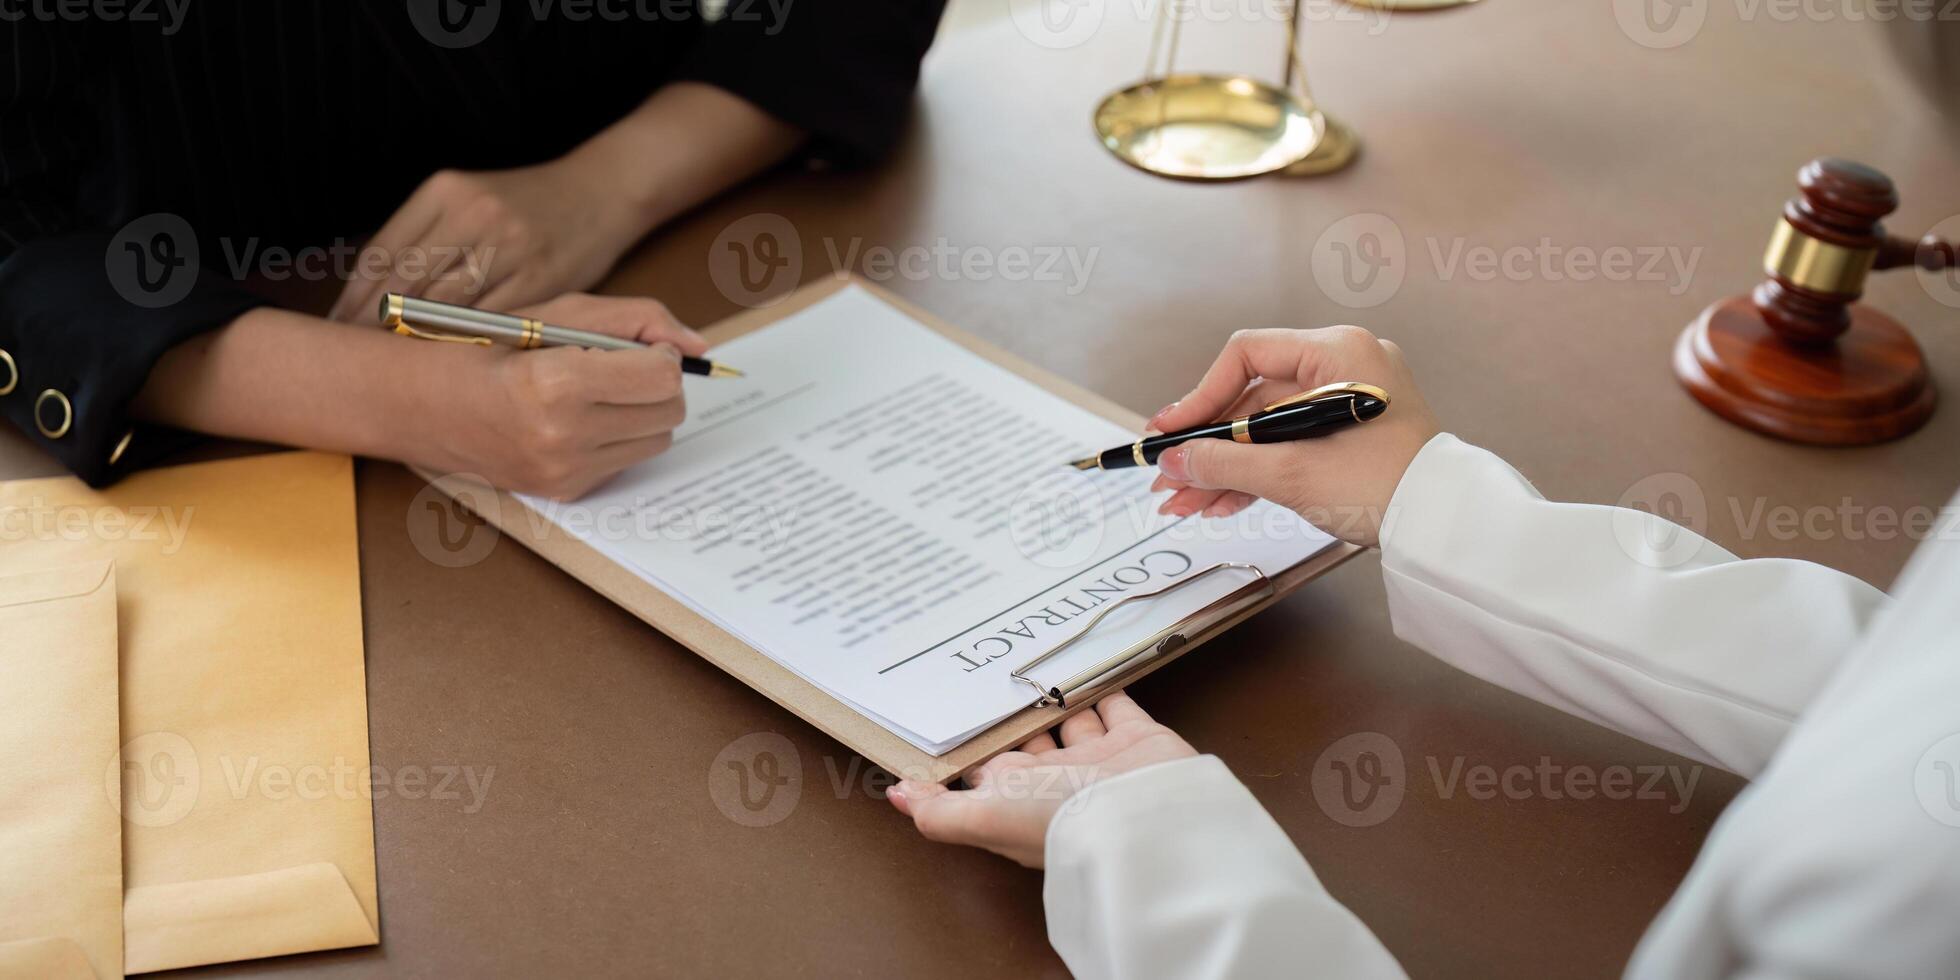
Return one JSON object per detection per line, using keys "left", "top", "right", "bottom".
{"left": 1674, "top": 158, "right": 1954, "bottom": 445}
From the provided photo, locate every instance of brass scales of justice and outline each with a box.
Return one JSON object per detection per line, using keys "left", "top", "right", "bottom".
{"left": 1093, "top": 0, "right": 1481, "bottom": 182}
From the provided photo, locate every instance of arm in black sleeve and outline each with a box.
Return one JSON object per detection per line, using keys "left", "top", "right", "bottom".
{"left": 674, "top": 0, "right": 949, "bottom": 165}
{"left": 0, "top": 23, "right": 263, "bottom": 487}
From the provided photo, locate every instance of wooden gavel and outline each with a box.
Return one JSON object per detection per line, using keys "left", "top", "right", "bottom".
{"left": 1675, "top": 157, "right": 1954, "bottom": 445}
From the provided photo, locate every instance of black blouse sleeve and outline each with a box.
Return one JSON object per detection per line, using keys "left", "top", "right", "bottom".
{"left": 674, "top": 1, "right": 948, "bottom": 166}
{"left": 0, "top": 22, "right": 263, "bottom": 487}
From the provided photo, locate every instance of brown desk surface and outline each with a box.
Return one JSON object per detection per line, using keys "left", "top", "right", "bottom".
{"left": 5, "top": 3, "right": 1957, "bottom": 977}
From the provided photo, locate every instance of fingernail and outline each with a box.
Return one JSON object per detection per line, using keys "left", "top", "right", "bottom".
{"left": 893, "top": 779, "right": 928, "bottom": 800}
{"left": 1149, "top": 402, "right": 1179, "bottom": 427}
{"left": 1158, "top": 446, "right": 1190, "bottom": 482}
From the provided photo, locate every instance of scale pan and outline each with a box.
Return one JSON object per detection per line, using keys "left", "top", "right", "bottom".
{"left": 1094, "top": 73, "right": 1324, "bottom": 182}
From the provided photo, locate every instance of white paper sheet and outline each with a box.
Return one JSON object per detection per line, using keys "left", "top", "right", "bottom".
{"left": 519, "top": 286, "right": 1334, "bottom": 754}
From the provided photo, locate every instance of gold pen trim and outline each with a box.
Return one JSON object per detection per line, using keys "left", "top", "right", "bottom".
{"left": 519, "top": 318, "right": 544, "bottom": 350}
{"left": 392, "top": 323, "right": 494, "bottom": 346}
{"left": 381, "top": 293, "right": 406, "bottom": 329}
{"left": 1132, "top": 440, "right": 1147, "bottom": 467}
{"left": 1231, "top": 418, "right": 1252, "bottom": 443}
{"left": 1260, "top": 381, "right": 1390, "bottom": 413}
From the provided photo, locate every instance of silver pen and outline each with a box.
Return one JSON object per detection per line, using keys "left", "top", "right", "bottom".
{"left": 379, "top": 293, "right": 744, "bottom": 378}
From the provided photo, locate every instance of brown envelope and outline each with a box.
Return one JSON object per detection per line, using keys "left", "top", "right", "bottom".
{"left": 0, "top": 452, "right": 378, "bottom": 973}
{"left": 0, "top": 561, "right": 123, "bottom": 980}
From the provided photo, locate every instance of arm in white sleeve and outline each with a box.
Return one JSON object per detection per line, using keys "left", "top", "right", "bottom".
{"left": 1378, "top": 434, "right": 1891, "bottom": 776}
{"left": 1044, "top": 756, "right": 1406, "bottom": 980}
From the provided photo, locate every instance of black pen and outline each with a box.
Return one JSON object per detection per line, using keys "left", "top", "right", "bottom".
{"left": 379, "top": 293, "right": 744, "bottom": 378}
{"left": 1068, "top": 382, "right": 1389, "bottom": 470}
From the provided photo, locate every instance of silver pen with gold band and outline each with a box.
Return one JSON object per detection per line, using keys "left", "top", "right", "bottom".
{"left": 1069, "top": 382, "right": 1389, "bottom": 470}
{"left": 379, "top": 293, "right": 744, "bottom": 378}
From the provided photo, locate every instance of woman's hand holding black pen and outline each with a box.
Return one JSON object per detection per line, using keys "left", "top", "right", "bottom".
{"left": 1138, "top": 327, "right": 1440, "bottom": 548}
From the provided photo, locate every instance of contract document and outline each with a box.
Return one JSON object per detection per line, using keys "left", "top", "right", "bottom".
{"left": 518, "top": 286, "right": 1335, "bottom": 754}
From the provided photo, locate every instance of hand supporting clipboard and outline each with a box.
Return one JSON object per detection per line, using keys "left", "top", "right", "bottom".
{"left": 1011, "top": 563, "right": 1276, "bottom": 708}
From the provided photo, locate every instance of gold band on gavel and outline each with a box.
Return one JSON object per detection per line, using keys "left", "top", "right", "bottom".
{"left": 1764, "top": 217, "right": 1876, "bottom": 297}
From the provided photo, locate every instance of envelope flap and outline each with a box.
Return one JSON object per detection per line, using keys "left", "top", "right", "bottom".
{"left": 122, "top": 862, "right": 378, "bottom": 975}
{"left": 0, "top": 560, "right": 112, "bottom": 610}
{"left": 0, "top": 936, "right": 98, "bottom": 980}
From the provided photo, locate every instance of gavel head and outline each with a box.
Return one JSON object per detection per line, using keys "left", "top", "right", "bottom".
{"left": 1751, "top": 157, "right": 1899, "bottom": 346}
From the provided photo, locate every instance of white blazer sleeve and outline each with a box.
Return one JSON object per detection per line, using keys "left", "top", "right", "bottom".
{"left": 1044, "top": 755, "right": 1407, "bottom": 980}
{"left": 1378, "top": 434, "right": 1891, "bottom": 776}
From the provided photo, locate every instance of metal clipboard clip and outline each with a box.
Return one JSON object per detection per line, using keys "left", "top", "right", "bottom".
{"left": 1008, "top": 562, "right": 1275, "bottom": 709}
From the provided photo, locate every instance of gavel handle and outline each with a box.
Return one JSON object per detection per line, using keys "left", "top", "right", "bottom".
{"left": 1875, "top": 233, "right": 1956, "bottom": 272}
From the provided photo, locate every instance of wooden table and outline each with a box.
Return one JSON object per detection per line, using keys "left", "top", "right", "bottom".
{"left": 6, "top": 3, "right": 1956, "bottom": 977}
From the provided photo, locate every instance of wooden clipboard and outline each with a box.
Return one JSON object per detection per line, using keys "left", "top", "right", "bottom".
{"left": 419, "top": 277, "right": 1360, "bottom": 783}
